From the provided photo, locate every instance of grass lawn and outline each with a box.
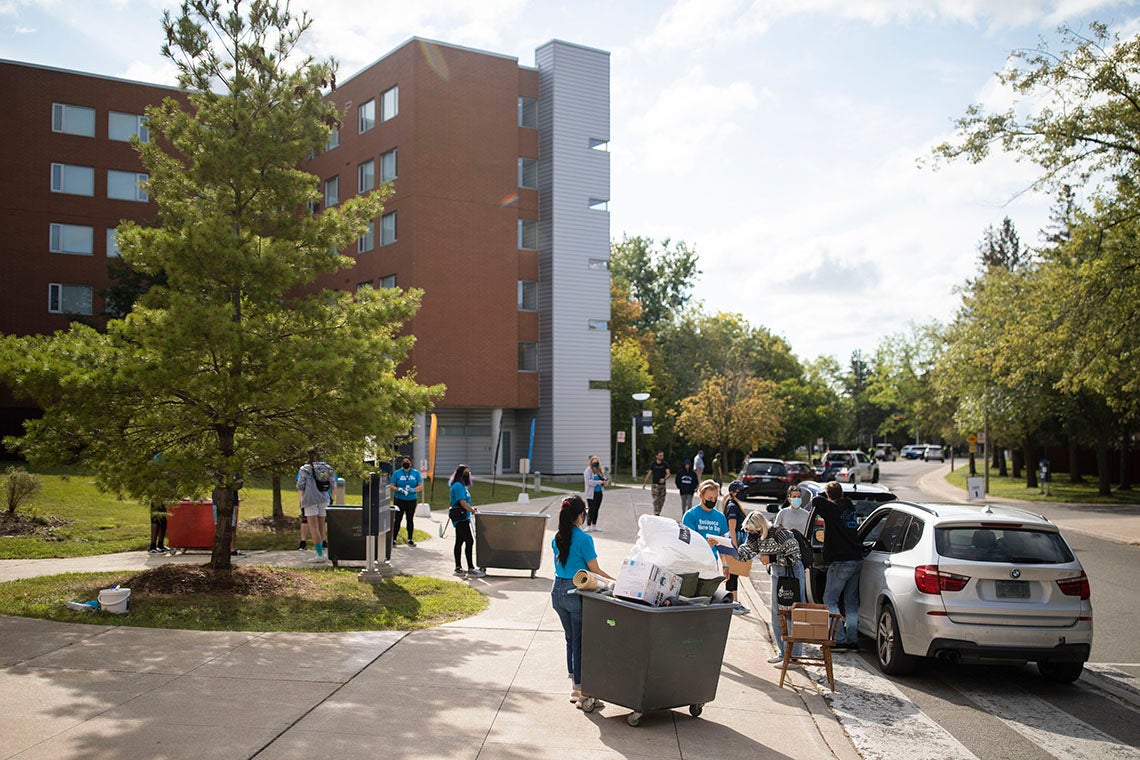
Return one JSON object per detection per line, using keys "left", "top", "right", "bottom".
{"left": 0, "top": 567, "right": 488, "bottom": 631}
{"left": 0, "top": 463, "right": 545, "bottom": 559}
{"left": 946, "top": 464, "right": 1137, "bottom": 504}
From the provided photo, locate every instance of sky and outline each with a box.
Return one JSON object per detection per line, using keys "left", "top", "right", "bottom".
{"left": 4, "top": 0, "right": 1138, "bottom": 365}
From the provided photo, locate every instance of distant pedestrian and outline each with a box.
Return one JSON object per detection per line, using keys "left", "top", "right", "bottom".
{"left": 148, "top": 500, "right": 168, "bottom": 554}
{"left": 641, "top": 451, "right": 671, "bottom": 516}
{"left": 449, "top": 464, "right": 484, "bottom": 577}
{"left": 582, "top": 456, "right": 607, "bottom": 532}
{"left": 675, "top": 459, "right": 698, "bottom": 512}
{"left": 810, "top": 481, "right": 864, "bottom": 650}
{"left": 551, "top": 494, "right": 614, "bottom": 707}
{"left": 297, "top": 453, "right": 335, "bottom": 563}
{"left": 693, "top": 449, "right": 705, "bottom": 479}
{"left": 711, "top": 453, "right": 723, "bottom": 488}
{"left": 390, "top": 456, "right": 424, "bottom": 546}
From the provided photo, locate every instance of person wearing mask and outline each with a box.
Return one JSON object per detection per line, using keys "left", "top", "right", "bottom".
{"left": 449, "top": 464, "right": 484, "bottom": 578}
{"left": 720, "top": 480, "right": 750, "bottom": 614}
{"left": 682, "top": 479, "right": 729, "bottom": 552}
{"left": 641, "top": 451, "right": 671, "bottom": 516}
{"left": 773, "top": 485, "right": 811, "bottom": 537}
{"left": 674, "top": 459, "right": 698, "bottom": 513}
{"left": 389, "top": 456, "right": 424, "bottom": 547}
{"left": 810, "top": 481, "right": 864, "bottom": 650}
{"left": 550, "top": 495, "right": 614, "bottom": 707}
{"left": 582, "top": 456, "right": 607, "bottom": 532}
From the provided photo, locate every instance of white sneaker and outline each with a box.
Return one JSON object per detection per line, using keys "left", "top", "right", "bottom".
{"left": 766, "top": 654, "right": 784, "bottom": 664}
{"left": 309, "top": 555, "right": 327, "bottom": 563}
{"left": 570, "top": 688, "right": 581, "bottom": 703}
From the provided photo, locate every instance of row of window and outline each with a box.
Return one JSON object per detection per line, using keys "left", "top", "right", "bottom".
{"left": 52, "top": 102, "right": 149, "bottom": 142}
{"left": 49, "top": 223, "right": 120, "bottom": 257}
{"left": 51, "top": 163, "right": 147, "bottom": 201}
{"left": 358, "top": 275, "right": 398, "bottom": 291}
{"left": 358, "top": 86, "right": 399, "bottom": 134}
{"left": 323, "top": 147, "right": 397, "bottom": 207}
{"left": 356, "top": 212, "right": 398, "bottom": 253}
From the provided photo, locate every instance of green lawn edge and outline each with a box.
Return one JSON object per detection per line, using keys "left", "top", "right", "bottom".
{"left": 945, "top": 463, "right": 1137, "bottom": 505}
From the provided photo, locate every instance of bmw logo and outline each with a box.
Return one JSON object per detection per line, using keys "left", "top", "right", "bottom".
{"left": 1010, "top": 568, "right": 1021, "bottom": 579}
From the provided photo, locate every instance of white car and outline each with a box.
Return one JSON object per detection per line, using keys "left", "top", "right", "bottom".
{"left": 922, "top": 445, "right": 945, "bottom": 461}
{"left": 821, "top": 450, "right": 880, "bottom": 483}
{"left": 856, "top": 501, "right": 1092, "bottom": 683}
{"left": 901, "top": 444, "right": 926, "bottom": 459}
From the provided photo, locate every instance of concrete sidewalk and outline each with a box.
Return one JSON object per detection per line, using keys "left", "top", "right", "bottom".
{"left": 0, "top": 487, "right": 859, "bottom": 760}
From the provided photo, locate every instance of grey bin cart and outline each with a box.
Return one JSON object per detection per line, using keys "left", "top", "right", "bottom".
{"left": 577, "top": 590, "right": 733, "bottom": 726}
{"left": 474, "top": 510, "right": 550, "bottom": 578}
{"left": 326, "top": 505, "right": 398, "bottom": 567}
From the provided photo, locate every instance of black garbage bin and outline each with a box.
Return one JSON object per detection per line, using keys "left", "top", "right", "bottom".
{"left": 577, "top": 590, "right": 733, "bottom": 726}
{"left": 473, "top": 510, "right": 550, "bottom": 577}
{"left": 326, "top": 505, "right": 398, "bottom": 567}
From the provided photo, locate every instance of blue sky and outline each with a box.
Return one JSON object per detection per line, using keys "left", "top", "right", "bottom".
{"left": 4, "top": 0, "right": 1137, "bottom": 364}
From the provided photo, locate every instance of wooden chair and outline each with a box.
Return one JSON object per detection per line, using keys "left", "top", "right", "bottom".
{"left": 777, "top": 602, "right": 843, "bottom": 691}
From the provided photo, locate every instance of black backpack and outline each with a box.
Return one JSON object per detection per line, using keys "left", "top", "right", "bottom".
{"left": 790, "top": 528, "right": 814, "bottom": 569}
{"left": 309, "top": 463, "right": 332, "bottom": 492}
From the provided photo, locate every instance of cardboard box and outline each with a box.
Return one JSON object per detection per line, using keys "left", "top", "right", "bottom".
{"left": 613, "top": 559, "right": 683, "bottom": 607}
{"left": 790, "top": 621, "right": 831, "bottom": 641}
{"left": 722, "top": 555, "right": 753, "bottom": 577}
{"left": 790, "top": 606, "right": 830, "bottom": 626}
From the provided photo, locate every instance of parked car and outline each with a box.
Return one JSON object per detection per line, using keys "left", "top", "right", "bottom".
{"left": 793, "top": 481, "right": 901, "bottom": 601}
{"left": 784, "top": 460, "right": 815, "bottom": 485}
{"left": 854, "top": 501, "right": 1091, "bottom": 683}
{"left": 818, "top": 450, "right": 879, "bottom": 483}
{"left": 900, "top": 444, "right": 926, "bottom": 459}
{"left": 738, "top": 458, "right": 791, "bottom": 500}
{"left": 922, "top": 445, "right": 945, "bottom": 462}
{"left": 874, "top": 443, "right": 896, "bottom": 461}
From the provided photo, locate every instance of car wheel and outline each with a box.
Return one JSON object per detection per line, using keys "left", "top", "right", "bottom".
{"left": 1038, "top": 660, "right": 1084, "bottom": 684}
{"left": 875, "top": 603, "right": 918, "bottom": 675}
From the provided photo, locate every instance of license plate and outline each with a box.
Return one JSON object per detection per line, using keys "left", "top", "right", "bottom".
{"left": 996, "top": 580, "right": 1029, "bottom": 599}
{"left": 762, "top": 477, "right": 772, "bottom": 482}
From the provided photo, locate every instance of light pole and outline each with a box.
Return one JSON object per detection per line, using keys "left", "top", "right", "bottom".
{"left": 632, "top": 392, "right": 650, "bottom": 479}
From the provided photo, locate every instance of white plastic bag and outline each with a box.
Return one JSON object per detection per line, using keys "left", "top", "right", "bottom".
{"left": 628, "top": 514, "right": 722, "bottom": 579}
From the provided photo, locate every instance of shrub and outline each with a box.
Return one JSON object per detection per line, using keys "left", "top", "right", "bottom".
{"left": 4, "top": 466, "right": 42, "bottom": 515}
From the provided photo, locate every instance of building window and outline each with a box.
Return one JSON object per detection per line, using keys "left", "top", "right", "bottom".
{"left": 380, "top": 274, "right": 397, "bottom": 289}
{"left": 50, "top": 163, "right": 95, "bottom": 196}
{"left": 107, "top": 170, "right": 148, "bottom": 201}
{"left": 48, "top": 283, "right": 93, "bottom": 315}
{"left": 518, "top": 341, "right": 538, "bottom": 372}
{"left": 588, "top": 380, "right": 611, "bottom": 390}
{"left": 589, "top": 138, "right": 609, "bottom": 151}
{"left": 49, "top": 223, "right": 94, "bottom": 255}
{"left": 106, "top": 228, "right": 120, "bottom": 258}
{"left": 358, "top": 99, "right": 375, "bottom": 133}
{"left": 52, "top": 103, "right": 95, "bottom": 137}
{"left": 357, "top": 280, "right": 374, "bottom": 291}
{"left": 588, "top": 319, "right": 609, "bottom": 331}
{"left": 518, "top": 280, "right": 537, "bottom": 311}
{"left": 108, "top": 111, "right": 149, "bottom": 142}
{"left": 518, "top": 97, "right": 537, "bottom": 128}
{"left": 588, "top": 198, "right": 609, "bottom": 211}
{"left": 381, "top": 86, "right": 399, "bottom": 121}
{"left": 380, "top": 148, "right": 397, "bottom": 182}
{"left": 518, "top": 157, "right": 538, "bottom": 189}
{"left": 325, "top": 176, "right": 339, "bottom": 207}
{"left": 518, "top": 219, "right": 537, "bottom": 250}
{"left": 587, "top": 258, "right": 610, "bottom": 271}
{"left": 358, "top": 159, "right": 375, "bottom": 194}
{"left": 380, "top": 211, "right": 397, "bottom": 245}
{"left": 326, "top": 128, "right": 339, "bottom": 151}
{"left": 358, "top": 220, "right": 375, "bottom": 253}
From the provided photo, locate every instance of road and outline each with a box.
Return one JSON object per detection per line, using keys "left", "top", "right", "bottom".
{"left": 750, "top": 460, "right": 1140, "bottom": 760}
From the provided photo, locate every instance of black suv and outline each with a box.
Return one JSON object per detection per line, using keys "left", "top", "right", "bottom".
{"left": 738, "top": 458, "right": 791, "bottom": 500}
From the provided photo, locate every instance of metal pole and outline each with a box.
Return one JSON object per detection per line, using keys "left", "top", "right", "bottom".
{"left": 631, "top": 415, "right": 637, "bottom": 480}
{"left": 983, "top": 412, "right": 990, "bottom": 495}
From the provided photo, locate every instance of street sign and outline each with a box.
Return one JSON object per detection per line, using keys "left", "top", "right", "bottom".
{"left": 616, "top": 430, "right": 626, "bottom": 443}
{"left": 642, "top": 425, "right": 654, "bottom": 435}
{"left": 967, "top": 433, "right": 978, "bottom": 445}
{"left": 967, "top": 477, "right": 984, "bottom": 500}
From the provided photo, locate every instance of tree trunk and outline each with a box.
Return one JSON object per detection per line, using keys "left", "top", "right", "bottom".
{"left": 271, "top": 473, "right": 284, "bottom": 525}
{"left": 1011, "top": 447, "right": 1023, "bottom": 479}
{"left": 998, "top": 445, "right": 1008, "bottom": 477}
{"left": 1096, "top": 439, "right": 1111, "bottom": 497}
{"left": 991, "top": 442, "right": 1001, "bottom": 470}
{"left": 1068, "top": 435, "right": 1084, "bottom": 484}
{"left": 1120, "top": 431, "right": 1132, "bottom": 491}
{"left": 968, "top": 451, "right": 976, "bottom": 476}
{"left": 210, "top": 484, "right": 235, "bottom": 571}
{"left": 1024, "top": 437, "right": 1038, "bottom": 489}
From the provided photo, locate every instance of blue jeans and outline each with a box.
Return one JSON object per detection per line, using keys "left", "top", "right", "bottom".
{"left": 823, "top": 559, "right": 862, "bottom": 646}
{"left": 551, "top": 578, "right": 583, "bottom": 685}
{"left": 771, "top": 562, "right": 805, "bottom": 657}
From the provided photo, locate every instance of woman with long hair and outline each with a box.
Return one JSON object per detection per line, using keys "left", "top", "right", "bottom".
{"left": 551, "top": 494, "right": 613, "bottom": 707}
{"left": 582, "top": 455, "right": 607, "bottom": 532}
{"left": 449, "top": 463, "right": 483, "bottom": 578}
{"left": 733, "top": 510, "right": 804, "bottom": 664}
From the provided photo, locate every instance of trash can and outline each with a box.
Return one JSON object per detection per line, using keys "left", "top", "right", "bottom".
{"left": 473, "top": 510, "right": 550, "bottom": 577}
{"left": 577, "top": 590, "right": 733, "bottom": 726}
{"left": 326, "top": 505, "right": 398, "bottom": 567}
{"left": 167, "top": 499, "right": 234, "bottom": 553}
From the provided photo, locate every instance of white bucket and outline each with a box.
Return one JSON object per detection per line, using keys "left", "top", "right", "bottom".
{"left": 98, "top": 587, "right": 131, "bottom": 614}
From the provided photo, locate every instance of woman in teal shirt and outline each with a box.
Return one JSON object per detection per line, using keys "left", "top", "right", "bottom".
{"left": 449, "top": 464, "right": 483, "bottom": 578}
{"left": 551, "top": 495, "right": 614, "bottom": 707}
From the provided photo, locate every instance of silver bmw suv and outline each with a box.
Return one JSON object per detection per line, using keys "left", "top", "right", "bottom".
{"left": 856, "top": 501, "right": 1092, "bottom": 683}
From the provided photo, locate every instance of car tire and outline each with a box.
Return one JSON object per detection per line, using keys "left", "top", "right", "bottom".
{"left": 875, "top": 603, "right": 918, "bottom": 676}
{"left": 1037, "top": 660, "right": 1084, "bottom": 684}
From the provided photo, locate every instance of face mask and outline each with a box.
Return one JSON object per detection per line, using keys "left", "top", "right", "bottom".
{"left": 790, "top": 497, "right": 802, "bottom": 508}
{"left": 402, "top": 463, "right": 411, "bottom": 470}
{"left": 702, "top": 499, "right": 717, "bottom": 509}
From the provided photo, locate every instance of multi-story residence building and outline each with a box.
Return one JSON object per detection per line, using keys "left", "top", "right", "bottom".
{"left": 0, "top": 37, "right": 611, "bottom": 477}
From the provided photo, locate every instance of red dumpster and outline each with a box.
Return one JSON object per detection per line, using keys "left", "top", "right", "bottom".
{"left": 167, "top": 499, "right": 238, "bottom": 553}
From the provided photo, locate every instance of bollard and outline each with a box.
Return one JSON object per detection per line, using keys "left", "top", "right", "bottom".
{"left": 534, "top": 471, "right": 541, "bottom": 493}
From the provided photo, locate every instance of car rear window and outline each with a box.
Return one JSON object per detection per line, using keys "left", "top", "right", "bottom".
{"left": 745, "top": 461, "right": 785, "bottom": 476}
{"left": 935, "top": 527, "right": 1074, "bottom": 564}
{"left": 823, "top": 454, "right": 853, "bottom": 465}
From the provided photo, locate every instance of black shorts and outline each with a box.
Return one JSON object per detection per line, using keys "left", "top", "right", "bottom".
{"left": 150, "top": 513, "right": 167, "bottom": 525}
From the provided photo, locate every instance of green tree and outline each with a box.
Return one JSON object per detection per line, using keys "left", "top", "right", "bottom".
{"left": 673, "top": 370, "right": 784, "bottom": 474}
{"left": 609, "top": 336, "right": 655, "bottom": 472}
{"left": 610, "top": 235, "right": 700, "bottom": 330}
{"left": 978, "top": 216, "right": 1026, "bottom": 271}
{"left": 0, "top": 0, "right": 441, "bottom": 571}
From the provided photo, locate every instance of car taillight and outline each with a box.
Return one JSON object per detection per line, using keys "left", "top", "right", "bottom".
{"left": 1056, "top": 572, "right": 1090, "bottom": 600}
{"left": 779, "top": 475, "right": 791, "bottom": 483}
{"left": 914, "top": 565, "right": 970, "bottom": 595}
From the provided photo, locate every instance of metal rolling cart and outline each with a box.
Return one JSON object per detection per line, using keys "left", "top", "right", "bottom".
{"left": 473, "top": 510, "right": 550, "bottom": 578}
{"left": 577, "top": 589, "right": 733, "bottom": 726}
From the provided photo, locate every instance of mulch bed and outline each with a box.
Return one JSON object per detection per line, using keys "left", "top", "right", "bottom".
{"left": 124, "top": 563, "right": 319, "bottom": 595}
{"left": 0, "top": 511, "right": 74, "bottom": 537}
{"left": 239, "top": 515, "right": 301, "bottom": 531}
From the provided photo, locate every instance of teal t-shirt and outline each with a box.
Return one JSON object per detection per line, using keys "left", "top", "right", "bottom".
{"left": 391, "top": 468, "right": 423, "bottom": 502}
{"left": 551, "top": 526, "right": 598, "bottom": 578}
{"left": 683, "top": 505, "right": 729, "bottom": 556}
{"left": 449, "top": 481, "right": 471, "bottom": 524}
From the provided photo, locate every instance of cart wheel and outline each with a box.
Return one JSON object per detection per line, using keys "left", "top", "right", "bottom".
{"left": 627, "top": 712, "right": 642, "bottom": 727}
{"left": 531, "top": 569, "right": 537, "bottom": 578}
{"left": 689, "top": 704, "right": 703, "bottom": 718}
{"left": 580, "top": 697, "right": 596, "bottom": 713}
